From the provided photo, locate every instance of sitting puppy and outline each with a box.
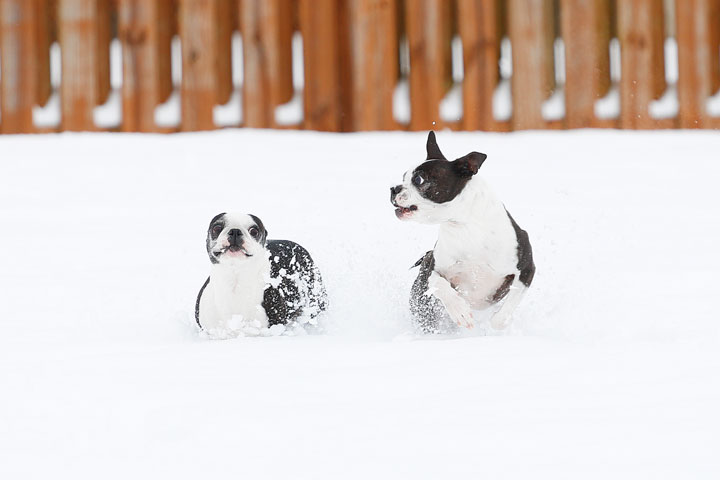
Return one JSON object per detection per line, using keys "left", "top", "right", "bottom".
{"left": 195, "top": 212, "right": 328, "bottom": 338}
{"left": 390, "top": 132, "right": 535, "bottom": 333}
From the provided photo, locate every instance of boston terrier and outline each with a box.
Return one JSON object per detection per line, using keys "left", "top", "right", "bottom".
{"left": 390, "top": 132, "right": 535, "bottom": 333}
{"left": 195, "top": 212, "right": 328, "bottom": 338}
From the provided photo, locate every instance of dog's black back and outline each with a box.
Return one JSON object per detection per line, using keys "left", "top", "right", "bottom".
{"left": 263, "top": 240, "right": 328, "bottom": 326}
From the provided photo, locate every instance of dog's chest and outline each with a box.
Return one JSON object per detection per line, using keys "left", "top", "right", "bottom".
{"left": 433, "top": 221, "right": 518, "bottom": 308}
{"left": 211, "top": 259, "right": 270, "bottom": 321}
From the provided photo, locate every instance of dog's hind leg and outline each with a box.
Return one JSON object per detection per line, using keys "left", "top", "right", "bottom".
{"left": 488, "top": 278, "right": 527, "bottom": 330}
{"left": 410, "top": 251, "right": 449, "bottom": 333}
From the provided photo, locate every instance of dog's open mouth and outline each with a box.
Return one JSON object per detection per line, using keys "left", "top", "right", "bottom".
{"left": 215, "top": 245, "right": 253, "bottom": 257}
{"left": 395, "top": 205, "right": 417, "bottom": 218}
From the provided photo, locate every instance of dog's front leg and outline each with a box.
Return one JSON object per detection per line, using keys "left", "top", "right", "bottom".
{"left": 428, "top": 272, "right": 474, "bottom": 329}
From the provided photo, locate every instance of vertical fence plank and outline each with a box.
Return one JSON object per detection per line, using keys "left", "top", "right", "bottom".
{"left": 298, "top": 0, "right": 346, "bottom": 131}
{"left": 347, "top": 0, "right": 397, "bottom": 131}
{"left": 34, "top": 0, "right": 53, "bottom": 107}
{"left": 508, "top": 0, "right": 555, "bottom": 130}
{"left": 118, "top": 0, "right": 174, "bottom": 132}
{"left": 59, "top": 0, "right": 102, "bottom": 131}
{"left": 676, "top": 0, "right": 714, "bottom": 128}
{"left": 561, "top": 0, "right": 612, "bottom": 128}
{"left": 0, "top": 1, "right": 35, "bottom": 133}
{"left": 617, "top": 0, "right": 666, "bottom": 129}
{"left": 95, "top": 0, "right": 110, "bottom": 105}
{"left": 241, "top": 0, "right": 294, "bottom": 128}
{"left": 405, "top": 0, "right": 453, "bottom": 130}
{"left": 156, "top": 0, "right": 174, "bottom": 104}
{"left": 215, "top": 0, "right": 234, "bottom": 106}
{"left": 710, "top": 0, "right": 720, "bottom": 94}
{"left": 178, "top": 0, "right": 220, "bottom": 131}
{"left": 457, "top": 0, "right": 501, "bottom": 131}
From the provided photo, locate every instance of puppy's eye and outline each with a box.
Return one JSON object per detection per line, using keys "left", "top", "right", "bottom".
{"left": 412, "top": 175, "right": 425, "bottom": 186}
{"left": 249, "top": 226, "right": 260, "bottom": 239}
{"left": 211, "top": 224, "right": 223, "bottom": 236}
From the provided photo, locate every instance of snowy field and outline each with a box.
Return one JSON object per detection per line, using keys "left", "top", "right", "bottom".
{"left": 1, "top": 129, "right": 719, "bottom": 479}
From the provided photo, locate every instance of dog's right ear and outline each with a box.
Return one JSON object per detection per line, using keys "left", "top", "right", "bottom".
{"left": 452, "top": 152, "right": 487, "bottom": 177}
{"left": 426, "top": 131, "right": 447, "bottom": 161}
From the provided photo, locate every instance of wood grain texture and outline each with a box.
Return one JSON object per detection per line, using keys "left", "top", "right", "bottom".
{"left": 561, "top": 0, "right": 612, "bottom": 128}
{"left": 405, "top": 0, "right": 453, "bottom": 130}
{"left": 1, "top": 1, "right": 36, "bottom": 132}
{"left": 298, "top": 0, "right": 347, "bottom": 131}
{"left": 457, "top": 0, "right": 501, "bottom": 131}
{"left": 676, "top": 0, "right": 714, "bottom": 128}
{"left": 118, "top": 0, "right": 175, "bottom": 132}
{"left": 508, "top": 0, "right": 555, "bottom": 130}
{"left": 59, "top": 0, "right": 100, "bottom": 131}
{"left": 347, "top": 0, "right": 398, "bottom": 131}
{"left": 617, "top": 0, "right": 667, "bottom": 129}
{"left": 179, "top": 0, "right": 216, "bottom": 131}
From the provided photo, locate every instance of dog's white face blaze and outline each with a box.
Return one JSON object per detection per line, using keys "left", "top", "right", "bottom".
{"left": 207, "top": 213, "right": 267, "bottom": 265}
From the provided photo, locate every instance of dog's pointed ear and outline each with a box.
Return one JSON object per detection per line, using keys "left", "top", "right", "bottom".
{"left": 249, "top": 214, "right": 268, "bottom": 245}
{"left": 452, "top": 152, "right": 487, "bottom": 177}
{"left": 426, "top": 131, "right": 447, "bottom": 160}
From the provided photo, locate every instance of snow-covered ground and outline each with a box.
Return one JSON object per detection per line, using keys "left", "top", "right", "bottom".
{"left": 1, "top": 129, "right": 718, "bottom": 479}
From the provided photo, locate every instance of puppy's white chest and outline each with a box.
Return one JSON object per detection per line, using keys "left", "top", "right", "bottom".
{"left": 200, "top": 258, "right": 271, "bottom": 337}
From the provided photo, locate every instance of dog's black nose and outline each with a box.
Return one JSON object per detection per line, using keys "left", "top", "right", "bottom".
{"left": 227, "top": 228, "right": 242, "bottom": 245}
{"left": 390, "top": 185, "right": 403, "bottom": 202}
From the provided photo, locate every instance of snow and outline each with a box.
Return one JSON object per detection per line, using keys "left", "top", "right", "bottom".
{"left": 0, "top": 129, "right": 719, "bottom": 479}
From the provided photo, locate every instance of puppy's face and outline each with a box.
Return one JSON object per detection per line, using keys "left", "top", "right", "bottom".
{"left": 390, "top": 131, "right": 487, "bottom": 224}
{"left": 206, "top": 212, "right": 268, "bottom": 265}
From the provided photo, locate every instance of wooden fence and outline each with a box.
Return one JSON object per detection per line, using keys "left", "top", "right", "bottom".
{"left": 1, "top": 0, "right": 719, "bottom": 134}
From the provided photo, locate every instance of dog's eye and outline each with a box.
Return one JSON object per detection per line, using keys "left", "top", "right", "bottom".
{"left": 211, "top": 224, "right": 223, "bottom": 236}
{"left": 412, "top": 174, "right": 425, "bottom": 186}
{"left": 249, "top": 226, "right": 260, "bottom": 239}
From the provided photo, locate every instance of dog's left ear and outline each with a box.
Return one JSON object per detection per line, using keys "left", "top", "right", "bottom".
{"left": 452, "top": 152, "right": 487, "bottom": 177}
{"left": 426, "top": 131, "right": 447, "bottom": 161}
{"left": 249, "top": 214, "right": 268, "bottom": 245}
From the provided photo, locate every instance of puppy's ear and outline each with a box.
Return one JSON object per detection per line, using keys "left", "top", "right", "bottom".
{"left": 249, "top": 214, "right": 268, "bottom": 245}
{"left": 426, "top": 131, "right": 447, "bottom": 160}
{"left": 452, "top": 152, "right": 487, "bottom": 177}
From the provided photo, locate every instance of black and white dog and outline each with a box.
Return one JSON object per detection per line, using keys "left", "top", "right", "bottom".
{"left": 195, "top": 212, "right": 328, "bottom": 338}
{"left": 390, "top": 132, "right": 535, "bottom": 333}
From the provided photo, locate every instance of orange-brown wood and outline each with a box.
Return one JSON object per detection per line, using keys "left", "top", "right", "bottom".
{"left": 508, "top": 0, "right": 555, "bottom": 130}
{"left": 457, "top": 0, "right": 501, "bottom": 131}
{"left": 156, "top": 0, "right": 174, "bottom": 104}
{"left": 118, "top": 0, "right": 177, "bottom": 132}
{"left": 298, "top": 0, "right": 346, "bottom": 131}
{"left": 405, "top": 0, "right": 453, "bottom": 131}
{"left": 95, "top": 0, "right": 111, "bottom": 105}
{"left": 561, "top": 0, "right": 612, "bottom": 128}
{"left": 178, "top": 0, "right": 217, "bottom": 131}
{"left": 58, "top": 0, "right": 105, "bottom": 131}
{"left": 241, "top": 0, "right": 295, "bottom": 128}
{"left": 1, "top": 1, "right": 37, "bottom": 132}
{"left": 709, "top": 0, "right": 720, "bottom": 94}
{"left": 215, "top": 0, "right": 234, "bottom": 105}
{"left": 346, "top": 0, "right": 398, "bottom": 131}
{"left": 617, "top": 0, "right": 667, "bottom": 129}
{"left": 34, "top": 0, "right": 54, "bottom": 106}
{"left": 676, "top": 0, "right": 715, "bottom": 128}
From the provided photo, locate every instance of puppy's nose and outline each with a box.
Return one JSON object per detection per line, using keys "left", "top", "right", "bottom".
{"left": 227, "top": 228, "right": 243, "bottom": 245}
{"left": 390, "top": 185, "right": 403, "bottom": 203}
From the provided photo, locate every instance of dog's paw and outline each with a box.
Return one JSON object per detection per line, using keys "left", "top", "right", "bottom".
{"left": 445, "top": 297, "right": 475, "bottom": 329}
